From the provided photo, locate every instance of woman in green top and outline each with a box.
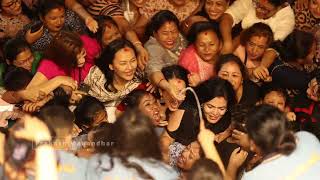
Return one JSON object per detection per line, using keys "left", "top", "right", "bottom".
{"left": 3, "top": 38, "right": 42, "bottom": 75}
{"left": 0, "top": 38, "right": 42, "bottom": 103}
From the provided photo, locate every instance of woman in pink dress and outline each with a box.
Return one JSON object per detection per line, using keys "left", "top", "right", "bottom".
{"left": 179, "top": 21, "right": 222, "bottom": 87}
{"left": 26, "top": 31, "right": 100, "bottom": 98}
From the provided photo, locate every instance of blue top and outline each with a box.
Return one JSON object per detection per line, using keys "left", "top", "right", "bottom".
{"left": 86, "top": 154, "right": 179, "bottom": 180}
{"left": 242, "top": 131, "right": 320, "bottom": 180}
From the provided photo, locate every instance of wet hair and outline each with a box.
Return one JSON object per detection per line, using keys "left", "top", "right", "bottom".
{"left": 230, "top": 104, "right": 251, "bottom": 133}
{"left": 276, "top": 30, "right": 315, "bottom": 63}
{"left": 94, "top": 108, "right": 162, "bottom": 179}
{"left": 121, "top": 89, "right": 151, "bottom": 108}
{"left": 37, "top": 0, "right": 65, "bottom": 17}
{"left": 96, "top": 15, "right": 120, "bottom": 46}
{"left": 196, "top": 77, "right": 236, "bottom": 107}
{"left": 4, "top": 66, "right": 33, "bottom": 91}
{"left": 195, "top": 78, "right": 236, "bottom": 132}
{"left": 240, "top": 22, "right": 274, "bottom": 46}
{"left": 74, "top": 96, "right": 105, "bottom": 132}
{"left": 187, "top": 21, "right": 222, "bottom": 45}
{"left": 215, "top": 54, "right": 249, "bottom": 80}
{"left": 162, "top": 65, "right": 189, "bottom": 84}
{"left": 3, "top": 38, "right": 31, "bottom": 65}
{"left": 246, "top": 104, "right": 296, "bottom": 156}
{"left": 37, "top": 105, "right": 74, "bottom": 140}
{"left": 268, "top": 0, "right": 288, "bottom": 7}
{"left": 261, "top": 83, "right": 287, "bottom": 103}
{"left": 145, "top": 10, "right": 180, "bottom": 39}
{"left": 42, "top": 87, "right": 71, "bottom": 108}
{"left": 96, "top": 38, "right": 136, "bottom": 91}
{"left": 44, "top": 31, "right": 83, "bottom": 74}
{"left": 187, "top": 158, "right": 223, "bottom": 180}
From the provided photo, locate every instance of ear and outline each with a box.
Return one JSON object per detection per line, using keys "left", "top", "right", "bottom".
{"left": 39, "top": 15, "right": 44, "bottom": 22}
{"left": 109, "top": 64, "right": 114, "bottom": 70}
{"left": 219, "top": 41, "right": 223, "bottom": 51}
{"left": 5, "top": 59, "right": 11, "bottom": 65}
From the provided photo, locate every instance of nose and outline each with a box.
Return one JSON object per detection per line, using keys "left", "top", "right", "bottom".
{"left": 210, "top": 3, "right": 218, "bottom": 11}
{"left": 204, "top": 45, "right": 210, "bottom": 52}
{"left": 211, "top": 107, "right": 219, "bottom": 115}
{"left": 251, "top": 46, "right": 258, "bottom": 54}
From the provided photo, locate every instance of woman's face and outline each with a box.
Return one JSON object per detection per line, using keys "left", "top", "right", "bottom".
{"left": 76, "top": 48, "right": 86, "bottom": 67}
{"left": 154, "top": 21, "right": 179, "bottom": 50}
{"left": 1, "top": 0, "right": 22, "bottom": 16}
{"left": 13, "top": 48, "right": 34, "bottom": 71}
{"left": 255, "top": 0, "right": 278, "bottom": 19}
{"left": 205, "top": 0, "right": 229, "bottom": 20}
{"left": 101, "top": 22, "right": 122, "bottom": 47}
{"left": 109, "top": 47, "right": 137, "bottom": 82}
{"left": 130, "top": 0, "right": 146, "bottom": 8}
{"left": 263, "top": 91, "right": 286, "bottom": 111}
{"left": 245, "top": 35, "right": 269, "bottom": 61}
{"left": 310, "top": 0, "right": 320, "bottom": 18}
{"left": 177, "top": 141, "right": 201, "bottom": 170}
{"left": 195, "top": 30, "right": 221, "bottom": 63}
{"left": 92, "top": 110, "right": 108, "bottom": 127}
{"left": 161, "top": 78, "right": 186, "bottom": 111}
{"left": 203, "top": 97, "right": 227, "bottom": 124}
{"left": 42, "top": 7, "right": 65, "bottom": 33}
{"left": 218, "top": 62, "right": 243, "bottom": 91}
{"left": 138, "top": 94, "right": 162, "bottom": 126}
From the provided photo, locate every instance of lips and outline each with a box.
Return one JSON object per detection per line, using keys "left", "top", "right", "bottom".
{"left": 209, "top": 12, "right": 220, "bottom": 19}
{"left": 125, "top": 71, "right": 134, "bottom": 77}
{"left": 165, "top": 40, "right": 175, "bottom": 47}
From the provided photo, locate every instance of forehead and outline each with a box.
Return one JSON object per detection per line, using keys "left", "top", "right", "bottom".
{"left": 207, "top": 96, "right": 227, "bottom": 105}
{"left": 158, "top": 21, "right": 178, "bottom": 31}
{"left": 264, "top": 91, "right": 285, "bottom": 100}
{"left": 220, "top": 62, "right": 241, "bottom": 72}
{"left": 140, "top": 93, "right": 155, "bottom": 102}
{"left": 249, "top": 35, "right": 268, "bottom": 44}
{"left": 16, "top": 48, "right": 32, "bottom": 58}
{"left": 45, "top": 7, "right": 65, "bottom": 16}
{"left": 197, "top": 30, "right": 219, "bottom": 41}
{"left": 114, "top": 47, "right": 135, "bottom": 61}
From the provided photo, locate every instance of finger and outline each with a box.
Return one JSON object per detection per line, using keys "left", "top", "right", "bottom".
{"left": 233, "top": 129, "right": 244, "bottom": 136}
{"left": 232, "top": 147, "right": 241, "bottom": 155}
{"left": 74, "top": 90, "right": 88, "bottom": 96}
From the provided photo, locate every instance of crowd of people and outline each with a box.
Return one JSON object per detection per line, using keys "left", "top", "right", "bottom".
{"left": 0, "top": 0, "right": 319, "bottom": 179}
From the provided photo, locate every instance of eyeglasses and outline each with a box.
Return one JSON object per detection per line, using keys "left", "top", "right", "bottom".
{"left": 253, "top": 0, "right": 275, "bottom": 14}
{"left": 2, "top": 0, "right": 20, "bottom": 8}
{"left": 14, "top": 55, "right": 33, "bottom": 67}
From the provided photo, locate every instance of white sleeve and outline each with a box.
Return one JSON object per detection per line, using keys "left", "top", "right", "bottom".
{"left": 225, "top": 0, "right": 252, "bottom": 26}
{"left": 271, "top": 6, "right": 295, "bottom": 41}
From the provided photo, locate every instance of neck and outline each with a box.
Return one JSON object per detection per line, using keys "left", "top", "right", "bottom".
{"left": 112, "top": 76, "right": 128, "bottom": 91}
{"left": 1, "top": 11, "right": 16, "bottom": 18}
{"left": 236, "top": 85, "right": 243, "bottom": 103}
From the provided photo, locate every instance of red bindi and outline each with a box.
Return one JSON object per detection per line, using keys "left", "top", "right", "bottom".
{"left": 204, "top": 32, "right": 208, "bottom": 35}
{"left": 123, "top": 47, "right": 130, "bottom": 51}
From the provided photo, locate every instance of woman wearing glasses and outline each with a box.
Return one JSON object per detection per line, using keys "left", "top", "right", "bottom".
{"left": 0, "top": 0, "right": 30, "bottom": 40}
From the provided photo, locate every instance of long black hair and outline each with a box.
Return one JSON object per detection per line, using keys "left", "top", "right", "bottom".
{"left": 95, "top": 39, "right": 136, "bottom": 91}
{"left": 93, "top": 109, "right": 162, "bottom": 179}
{"left": 246, "top": 105, "right": 296, "bottom": 156}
